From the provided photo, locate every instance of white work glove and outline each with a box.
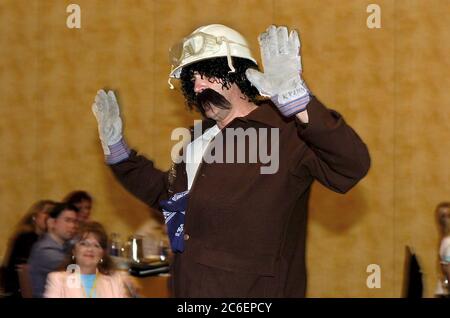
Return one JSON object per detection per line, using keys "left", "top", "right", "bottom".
{"left": 91, "top": 89, "right": 123, "bottom": 155}
{"left": 246, "top": 25, "right": 310, "bottom": 117}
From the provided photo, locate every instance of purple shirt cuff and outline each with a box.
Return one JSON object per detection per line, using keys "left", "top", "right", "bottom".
{"left": 105, "top": 139, "right": 131, "bottom": 165}
{"left": 272, "top": 94, "right": 311, "bottom": 117}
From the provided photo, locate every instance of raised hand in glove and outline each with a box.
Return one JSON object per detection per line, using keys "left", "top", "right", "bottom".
{"left": 91, "top": 90, "right": 123, "bottom": 155}
{"left": 246, "top": 25, "right": 311, "bottom": 117}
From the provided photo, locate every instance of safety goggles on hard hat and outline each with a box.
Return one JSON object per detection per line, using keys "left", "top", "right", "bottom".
{"left": 170, "top": 32, "right": 249, "bottom": 67}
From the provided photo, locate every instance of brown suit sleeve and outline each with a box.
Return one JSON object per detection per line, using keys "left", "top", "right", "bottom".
{"left": 292, "top": 96, "right": 371, "bottom": 193}
{"left": 109, "top": 150, "right": 169, "bottom": 210}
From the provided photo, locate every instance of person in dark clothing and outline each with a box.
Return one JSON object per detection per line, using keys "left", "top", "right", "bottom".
{"left": 91, "top": 24, "right": 371, "bottom": 297}
{"left": 1, "top": 200, "right": 56, "bottom": 298}
{"left": 63, "top": 190, "right": 93, "bottom": 225}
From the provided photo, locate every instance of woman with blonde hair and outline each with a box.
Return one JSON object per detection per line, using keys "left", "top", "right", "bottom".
{"left": 435, "top": 202, "right": 450, "bottom": 298}
{"left": 2, "top": 200, "right": 56, "bottom": 297}
{"left": 44, "top": 222, "right": 133, "bottom": 298}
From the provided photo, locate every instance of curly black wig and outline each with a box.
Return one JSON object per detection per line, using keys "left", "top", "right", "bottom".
{"left": 180, "top": 57, "right": 263, "bottom": 114}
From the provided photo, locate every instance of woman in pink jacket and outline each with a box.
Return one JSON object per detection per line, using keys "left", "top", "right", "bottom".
{"left": 44, "top": 222, "right": 131, "bottom": 298}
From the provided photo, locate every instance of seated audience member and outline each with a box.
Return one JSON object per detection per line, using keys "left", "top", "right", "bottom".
{"left": 28, "top": 203, "right": 78, "bottom": 297}
{"left": 435, "top": 202, "right": 450, "bottom": 298}
{"left": 44, "top": 222, "right": 133, "bottom": 298}
{"left": 2, "top": 200, "right": 56, "bottom": 297}
{"left": 63, "top": 190, "right": 93, "bottom": 225}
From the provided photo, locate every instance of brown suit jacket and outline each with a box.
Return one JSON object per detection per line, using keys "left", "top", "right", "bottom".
{"left": 110, "top": 97, "right": 370, "bottom": 297}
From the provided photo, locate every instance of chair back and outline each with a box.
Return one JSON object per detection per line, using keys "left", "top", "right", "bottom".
{"left": 17, "top": 264, "right": 33, "bottom": 298}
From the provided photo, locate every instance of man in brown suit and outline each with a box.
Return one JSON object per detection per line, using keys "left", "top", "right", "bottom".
{"left": 92, "top": 24, "right": 370, "bottom": 297}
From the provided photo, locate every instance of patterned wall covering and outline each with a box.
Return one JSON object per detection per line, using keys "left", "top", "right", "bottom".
{"left": 0, "top": 0, "right": 449, "bottom": 297}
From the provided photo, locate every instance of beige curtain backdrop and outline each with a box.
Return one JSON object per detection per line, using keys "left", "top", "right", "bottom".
{"left": 1, "top": 0, "right": 449, "bottom": 297}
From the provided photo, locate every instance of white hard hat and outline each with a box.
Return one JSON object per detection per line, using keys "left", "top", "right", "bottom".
{"left": 168, "top": 24, "right": 257, "bottom": 79}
